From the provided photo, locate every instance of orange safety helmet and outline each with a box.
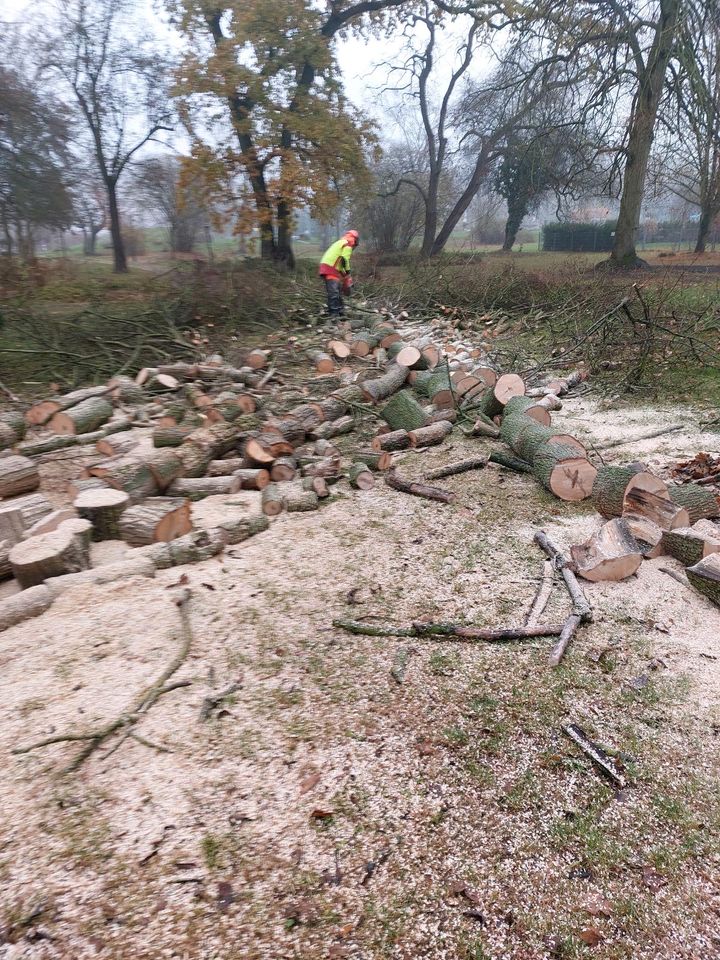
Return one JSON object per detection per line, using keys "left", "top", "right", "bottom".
{"left": 343, "top": 229, "right": 359, "bottom": 247}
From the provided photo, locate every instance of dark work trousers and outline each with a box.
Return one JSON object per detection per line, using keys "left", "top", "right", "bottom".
{"left": 324, "top": 278, "right": 344, "bottom": 316}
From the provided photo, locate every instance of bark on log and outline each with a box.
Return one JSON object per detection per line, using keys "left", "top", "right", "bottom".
{"left": 686, "top": 553, "right": 720, "bottom": 607}
{"left": 119, "top": 498, "right": 192, "bottom": 545}
{"left": 570, "top": 519, "right": 643, "bottom": 582}
{"left": 309, "top": 416, "right": 355, "bottom": 441}
{"left": 352, "top": 450, "right": 386, "bottom": 471}
{"left": 408, "top": 420, "right": 453, "bottom": 448}
{"left": 182, "top": 422, "right": 238, "bottom": 459}
{"left": 0, "top": 584, "right": 53, "bottom": 632}
{"left": 0, "top": 540, "right": 12, "bottom": 580}
{"left": 502, "top": 396, "right": 552, "bottom": 427}
{"left": 395, "top": 345, "right": 428, "bottom": 369}
{"left": 0, "top": 411, "right": 26, "bottom": 448}
{"left": 285, "top": 487, "right": 320, "bottom": 512}
{"left": 168, "top": 476, "right": 241, "bottom": 498}
{"left": 107, "top": 375, "right": 145, "bottom": 405}
{"left": 315, "top": 397, "right": 348, "bottom": 422}
{"left": 89, "top": 459, "right": 158, "bottom": 502}
{"left": 74, "top": 489, "right": 130, "bottom": 541}
{"left": 303, "top": 476, "right": 330, "bottom": 498}
{"left": 372, "top": 429, "right": 411, "bottom": 453}
{"left": 661, "top": 524, "right": 720, "bottom": 567}
{"left": 9, "top": 519, "right": 93, "bottom": 587}
{"left": 301, "top": 456, "right": 341, "bottom": 480}
{"left": 349, "top": 463, "right": 375, "bottom": 490}
{"left": 667, "top": 484, "right": 720, "bottom": 524}
{"left": 425, "top": 457, "right": 486, "bottom": 480}
{"left": 214, "top": 514, "right": 269, "bottom": 545}
{"left": 25, "top": 509, "right": 78, "bottom": 538}
{"left": 26, "top": 386, "right": 111, "bottom": 427}
{"left": 0, "top": 456, "right": 40, "bottom": 497}
{"left": 234, "top": 468, "right": 270, "bottom": 490}
{"left": 476, "top": 373, "right": 525, "bottom": 419}
{"left": 592, "top": 464, "right": 646, "bottom": 519}
{"left": 270, "top": 457, "right": 297, "bottom": 482}
{"left": 146, "top": 450, "right": 185, "bottom": 492}
{"left": 361, "top": 364, "right": 409, "bottom": 403}
{"left": 208, "top": 458, "right": 246, "bottom": 476}
{"left": 1, "top": 493, "right": 53, "bottom": 531}
{"left": 308, "top": 350, "right": 336, "bottom": 374}
{"left": 134, "top": 527, "right": 226, "bottom": 568}
{"left": 244, "top": 433, "right": 291, "bottom": 464}
{"left": 623, "top": 476, "right": 689, "bottom": 531}
{"left": 381, "top": 391, "right": 428, "bottom": 433}
{"left": 385, "top": 470, "right": 456, "bottom": 504}
{"left": 0, "top": 506, "right": 26, "bottom": 545}
{"left": 49, "top": 396, "right": 114, "bottom": 436}
{"left": 508, "top": 420, "right": 586, "bottom": 465}
{"left": 469, "top": 418, "right": 501, "bottom": 439}
{"left": 532, "top": 441, "right": 597, "bottom": 501}
{"left": 350, "top": 332, "right": 380, "bottom": 357}
{"left": 262, "top": 483, "right": 286, "bottom": 516}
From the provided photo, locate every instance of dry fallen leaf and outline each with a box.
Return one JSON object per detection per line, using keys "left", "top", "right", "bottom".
{"left": 585, "top": 894, "right": 613, "bottom": 918}
{"left": 310, "top": 808, "right": 334, "bottom": 820}
{"left": 299, "top": 771, "right": 321, "bottom": 795}
{"left": 579, "top": 927, "right": 604, "bottom": 946}
{"left": 641, "top": 864, "right": 668, "bottom": 891}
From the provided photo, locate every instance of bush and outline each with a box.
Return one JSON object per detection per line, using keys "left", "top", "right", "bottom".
{"left": 542, "top": 220, "right": 616, "bottom": 252}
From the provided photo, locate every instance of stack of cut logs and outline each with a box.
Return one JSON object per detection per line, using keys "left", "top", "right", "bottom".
{"left": 0, "top": 305, "right": 717, "bottom": 638}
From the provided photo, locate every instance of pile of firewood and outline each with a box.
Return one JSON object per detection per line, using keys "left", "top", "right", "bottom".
{"left": 0, "top": 302, "right": 718, "bottom": 640}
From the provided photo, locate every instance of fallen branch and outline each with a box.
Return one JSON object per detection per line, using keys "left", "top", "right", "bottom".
{"left": 525, "top": 560, "right": 554, "bottom": 627}
{"left": 13, "top": 589, "right": 193, "bottom": 772}
{"left": 333, "top": 618, "right": 564, "bottom": 642}
{"left": 659, "top": 565, "right": 690, "bottom": 588}
{"left": 534, "top": 531, "right": 593, "bottom": 666}
{"left": 385, "top": 470, "right": 457, "bottom": 504}
{"left": 593, "top": 424, "right": 685, "bottom": 451}
{"left": 562, "top": 722, "right": 627, "bottom": 789}
{"left": 199, "top": 679, "right": 243, "bottom": 721}
{"left": 489, "top": 452, "right": 533, "bottom": 474}
{"left": 425, "top": 457, "right": 487, "bottom": 481}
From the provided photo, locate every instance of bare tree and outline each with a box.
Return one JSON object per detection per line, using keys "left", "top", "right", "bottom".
{"left": 132, "top": 156, "right": 206, "bottom": 254}
{"left": 357, "top": 145, "right": 427, "bottom": 253}
{"left": 41, "top": 0, "right": 173, "bottom": 272}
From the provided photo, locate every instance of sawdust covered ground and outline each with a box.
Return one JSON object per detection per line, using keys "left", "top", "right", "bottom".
{"left": 1, "top": 399, "right": 720, "bottom": 960}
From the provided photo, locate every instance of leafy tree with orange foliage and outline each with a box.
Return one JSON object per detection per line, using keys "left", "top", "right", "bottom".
{"left": 170, "top": 0, "right": 435, "bottom": 267}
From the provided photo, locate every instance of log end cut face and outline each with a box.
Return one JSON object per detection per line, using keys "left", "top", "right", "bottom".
{"left": 549, "top": 459, "right": 598, "bottom": 501}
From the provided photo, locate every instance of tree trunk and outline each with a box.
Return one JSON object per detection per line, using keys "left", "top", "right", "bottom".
{"left": 107, "top": 179, "right": 128, "bottom": 273}
{"left": 606, "top": 0, "right": 681, "bottom": 269}
{"left": 502, "top": 196, "right": 528, "bottom": 252}
{"left": 694, "top": 201, "right": 717, "bottom": 254}
{"left": 276, "top": 196, "right": 296, "bottom": 269}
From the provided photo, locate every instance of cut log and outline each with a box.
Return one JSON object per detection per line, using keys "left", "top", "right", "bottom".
{"left": 667, "top": 484, "right": 720, "bottom": 524}
{"left": 146, "top": 450, "right": 185, "bottom": 491}
{"left": 348, "top": 463, "right": 375, "bottom": 490}
{"left": 592, "top": 464, "right": 646, "bottom": 519}
{"left": 46, "top": 557, "right": 156, "bottom": 597}
{"left": 623, "top": 475, "right": 689, "bottom": 531}
{"left": 476, "top": 373, "right": 526, "bottom": 419}
{"left": 0, "top": 456, "right": 40, "bottom": 497}
{"left": 107, "top": 375, "right": 145, "bottom": 405}
{"left": 267, "top": 416, "right": 306, "bottom": 447}
{"left": 381, "top": 391, "right": 428, "bottom": 433}
{"left": 244, "top": 433, "right": 291, "bottom": 464}
{"left": 533, "top": 442, "right": 597, "bottom": 501}
{"left": 314, "top": 439, "right": 341, "bottom": 458}
{"left": 95, "top": 433, "right": 138, "bottom": 458}
{"left": 25, "top": 386, "right": 111, "bottom": 427}
{"left": 421, "top": 344, "right": 441, "bottom": 368}
{"left": 350, "top": 332, "right": 380, "bottom": 357}
{"left": 0, "top": 411, "right": 26, "bottom": 449}
{"left": 352, "top": 450, "right": 383, "bottom": 471}
{"left": 623, "top": 514, "right": 663, "bottom": 558}
{"left": 473, "top": 367, "right": 498, "bottom": 388}
{"left": 0, "top": 506, "right": 26, "bottom": 546}
{"left": 181, "top": 422, "right": 238, "bottom": 459}
{"left": 285, "top": 487, "right": 320, "bottom": 511}
{"left": 89, "top": 459, "right": 158, "bottom": 502}
{"left": 245, "top": 349, "right": 269, "bottom": 370}
{"left": 426, "top": 367, "right": 454, "bottom": 409}
{"left": 426, "top": 407, "right": 458, "bottom": 425}
{"left": 469, "top": 418, "right": 501, "bottom": 439}
{"left": 303, "top": 476, "right": 330, "bottom": 498}
{"left": 1, "top": 493, "right": 53, "bottom": 531}
{"left": 168, "top": 476, "right": 241, "bottom": 498}
{"left": 502, "top": 396, "right": 552, "bottom": 427}
{"left": 361, "top": 364, "right": 409, "bottom": 404}
{"left": 570, "top": 518, "right": 643, "bottom": 582}
{"left": 234, "top": 468, "right": 270, "bottom": 490}
{"left": 49, "top": 396, "right": 114, "bottom": 436}
{"left": 301, "top": 456, "right": 341, "bottom": 480}
{"left": 309, "top": 416, "right": 355, "bottom": 441}
{"left": 262, "top": 483, "right": 286, "bottom": 516}
{"left": 25, "top": 509, "right": 78, "bottom": 538}
{"left": 74, "top": 489, "right": 130, "bottom": 541}
{"left": 214, "top": 513, "right": 269, "bottom": 545}
{"left": 661, "top": 525, "right": 720, "bottom": 567}
{"left": 270, "top": 457, "right": 297, "bottom": 482}
{"left": 118, "top": 498, "right": 192, "bottom": 545}
{"left": 425, "top": 457, "right": 486, "bottom": 480}
{"left": 134, "top": 527, "right": 226, "bottom": 568}
{"left": 328, "top": 339, "right": 351, "bottom": 359}
{"left": 9, "top": 518, "right": 93, "bottom": 588}
{"left": 308, "top": 350, "right": 335, "bottom": 374}
{"left": 0, "top": 540, "right": 12, "bottom": 580}
{"left": 0, "top": 584, "right": 53, "bottom": 632}
{"left": 686, "top": 553, "right": 720, "bottom": 607}
{"left": 208, "top": 457, "right": 246, "bottom": 476}
{"left": 394, "top": 345, "right": 428, "bottom": 369}
{"left": 372, "top": 429, "right": 411, "bottom": 453}
{"left": 408, "top": 420, "right": 453, "bottom": 448}
{"left": 147, "top": 373, "right": 180, "bottom": 393}
{"left": 536, "top": 393, "right": 563, "bottom": 412}
{"left": 507, "top": 420, "right": 586, "bottom": 464}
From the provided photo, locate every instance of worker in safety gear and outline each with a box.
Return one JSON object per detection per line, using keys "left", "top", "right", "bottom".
{"left": 318, "top": 230, "right": 359, "bottom": 318}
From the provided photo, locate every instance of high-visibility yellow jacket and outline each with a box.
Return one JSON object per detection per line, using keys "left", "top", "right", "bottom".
{"left": 319, "top": 238, "right": 353, "bottom": 279}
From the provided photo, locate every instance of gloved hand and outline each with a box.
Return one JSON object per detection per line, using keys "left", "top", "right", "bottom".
{"left": 342, "top": 275, "right": 353, "bottom": 297}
